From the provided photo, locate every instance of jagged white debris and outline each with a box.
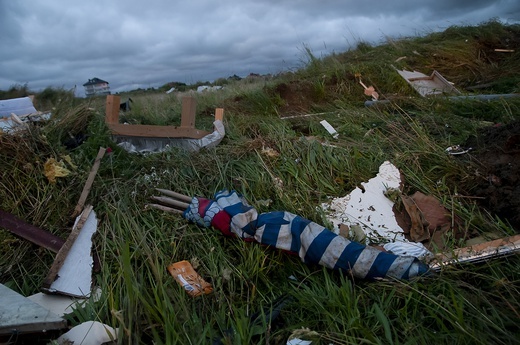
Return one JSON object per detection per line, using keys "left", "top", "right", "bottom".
{"left": 321, "top": 161, "right": 431, "bottom": 258}
{"left": 56, "top": 321, "right": 118, "bottom": 345}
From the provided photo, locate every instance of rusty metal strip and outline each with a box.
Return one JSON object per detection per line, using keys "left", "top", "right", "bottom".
{"left": 0, "top": 209, "right": 64, "bottom": 253}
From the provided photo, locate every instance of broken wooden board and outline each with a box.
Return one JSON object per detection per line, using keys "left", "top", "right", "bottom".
{"left": 0, "top": 284, "right": 67, "bottom": 336}
{"left": 0, "top": 209, "right": 65, "bottom": 252}
{"left": 430, "top": 234, "right": 520, "bottom": 270}
{"left": 396, "top": 69, "right": 461, "bottom": 97}
{"left": 42, "top": 207, "right": 98, "bottom": 297}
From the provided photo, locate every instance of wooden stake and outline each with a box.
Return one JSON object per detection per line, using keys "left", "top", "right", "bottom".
{"left": 156, "top": 188, "right": 192, "bottom": 203}
{"left": 146, "top": 204, "right": 184, "bottom": 214}
{"left": 42, "top": 206, "right": 93, "bottom": 289}
{"left": 150, "top": 196, "right": 189, "bottom": 210}
{"left": 72, "top": 147, "right": 106, "bottom": 217}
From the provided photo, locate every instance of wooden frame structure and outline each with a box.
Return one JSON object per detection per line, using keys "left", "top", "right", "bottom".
{"left": 105, "top": 95, "right": 224, "bottom": 139}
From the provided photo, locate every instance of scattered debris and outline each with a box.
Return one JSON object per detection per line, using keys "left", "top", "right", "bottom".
{"left": 445, "top": 145, "right": 472, "bottom": 155}
{"left": 106, "top": 95, "right": 226, "bottom": 153}
{"left": 287, "top": 328, "right": 319, "bottom": 345}
{"left": 28, "top": 287, "right": 101, "bottom": 317}
{"left": 0, "top": 96, "right": 51, "bottom": 132}
{"left": 197, "top": 85, "right": 223, "bottom": 92}
{"left": 287, "top": 339, "right": 313, "bottom": 345}
{"left": 402, "top": 191, "right": 454, "bottom": 251}
{"left": 365, "top": 93, "right": 520, "bottom": 107}
{"left": 166, "top": 87, "right": 176, "bottom": 94}
{"left": 430, "top": 234, "right": 520, "bottom": 270}
{"left": 0, "top": 210, "right": 65, "bottom": 252}
{"left": 167, "top": 260, "right": 213, "bottom": 297}
{"left": 44, "top": 157, "right": 72, "bottom": 183}
{"left": 0, "top": 96, "right": 38, "bottom": 118}
{"left": 42, "top": 206, "right": 98, "bottom": 298}
{"left": 72, "top": 147, "right": 106, "bottom": 217}
{"left": 321, "top": 161, "right": 433, "bottom": 258}
{"left": 447, "top": 93, "right": 520, "bottom": 102}
{"left": 396, "top": 69, "right": 461, "bottom": 97}
{"left": 494, "top": 48, "right": 514, "bottom": 53}
{"left": 280, "top": 111, "right": 334, "bottom": 120}
{"left": 319, "top": 120, "right": 339, "bottom": 139}
{"left": 119, "top": 97, "right": 133, "bottom": 112}
{"left": 0, "top": 283, "right": 67, "bottom": 337}
{"left": 56, "top": 321, "right": 118, "bottom": 345}
{"left": 359, "top": 79, "right": 379, "bottom": 100}
{"left": 261, "top": 146, "right": 280, "bottom": 157}
{"left": 401, "top": 194, "right": 431, "bottom": 242}
{"left": 322, "top": 161, "right": 405, "bottom": 241}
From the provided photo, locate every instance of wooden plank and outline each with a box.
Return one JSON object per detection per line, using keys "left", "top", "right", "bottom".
{"left": 214, "top": 108, "right": 224, "bottom": 122}
{"left": 0, "top": 210, "right": 65, "bottom": 253}
{"left": 181, "top": 96, "right": 196, "bottom": 128}
{"left": 430, "top": 234, "right": 520, "bottom": 270}
{"left": 42, "top": 206, "right": 93, "bottom": 291}
{"left": 107, "top": 123, "right": 210, "bottom": 139}
{"left": 0, "top": 284, "right": 67, "bottom": 335}
{"left": 72, "top": 147, "right": 106, "bottom": 217}
{"left": 105, "top": 95, "right": 121, "bottom": 124}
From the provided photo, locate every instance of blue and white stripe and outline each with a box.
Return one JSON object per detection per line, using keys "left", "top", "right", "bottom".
{"left": 210, "top": 190, "right": 429, "bottom": 280}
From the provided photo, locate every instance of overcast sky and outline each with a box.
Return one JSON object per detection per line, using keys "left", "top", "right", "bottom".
{"left": 1, "top": 1, "right": 519, "bottom": 97}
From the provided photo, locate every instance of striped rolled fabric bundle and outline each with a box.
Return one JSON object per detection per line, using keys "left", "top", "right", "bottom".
{"left": 183, "top": 190, "right": 429, "bottom": 280}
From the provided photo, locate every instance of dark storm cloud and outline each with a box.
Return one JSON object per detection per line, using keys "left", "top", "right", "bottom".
{"left": 0, "top": 0, "right": 518, "bottom": 96}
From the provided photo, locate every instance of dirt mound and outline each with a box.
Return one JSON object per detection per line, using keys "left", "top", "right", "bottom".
{"left": 464, "top": 120, "right": 520, "bottom": 229}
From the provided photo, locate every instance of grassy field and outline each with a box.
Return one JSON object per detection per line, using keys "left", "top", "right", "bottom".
{"left": 1, "top": 20, "right": 520, "bottom": 344}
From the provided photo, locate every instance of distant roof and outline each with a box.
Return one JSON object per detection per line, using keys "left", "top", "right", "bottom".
{"left": 83, "top": 78, "right": 109, "bottom": 86}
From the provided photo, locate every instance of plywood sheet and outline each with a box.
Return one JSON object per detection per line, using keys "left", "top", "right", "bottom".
{"left": 0, "top": 284, "right": 67, "bottom": 335}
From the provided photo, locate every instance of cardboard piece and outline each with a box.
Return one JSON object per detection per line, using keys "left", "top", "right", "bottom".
{"left": 396, "top": 69, "right": 461, "bottom": 97}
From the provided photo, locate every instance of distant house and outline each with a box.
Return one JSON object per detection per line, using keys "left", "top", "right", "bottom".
{"left": 83, "top": 78, "right": 111, "bottom": 97}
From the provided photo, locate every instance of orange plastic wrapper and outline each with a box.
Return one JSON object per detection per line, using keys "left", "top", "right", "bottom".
{"left": 167, "top": 260, "right": 213, "bottom": 297}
